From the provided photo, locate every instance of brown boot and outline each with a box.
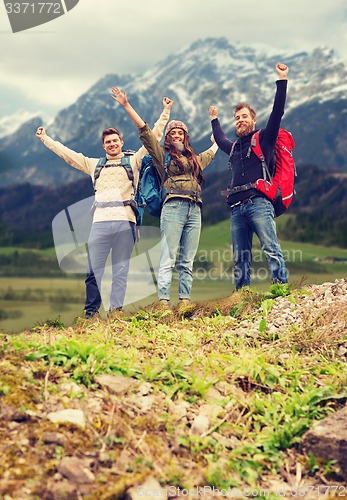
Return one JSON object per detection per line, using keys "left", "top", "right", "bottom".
{"left": 107, "top": 307, "right": 124, "bottom": 321}
{"left": 159, "top": 299, "right": 171, "bottom": 310}
{"left": 179, "top": 299, "right": 190, "bottom": 305}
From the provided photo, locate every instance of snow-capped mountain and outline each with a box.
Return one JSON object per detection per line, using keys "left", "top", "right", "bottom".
{"left": 0, "top": 110, "right": 44, "bottom": 139}
{"left": 1, "top": 37, "right": 347, "bottom": 187}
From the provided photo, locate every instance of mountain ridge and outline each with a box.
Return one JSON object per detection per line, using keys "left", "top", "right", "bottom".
{"left": 0, "top": 37, "right": 347, "bottom": 189}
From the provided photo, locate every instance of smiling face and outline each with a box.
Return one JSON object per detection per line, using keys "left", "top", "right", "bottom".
{"left": 234, "top": 107, "right": 256, "bottom": 138}
{"left": 103, "top": 133, "right": 124, "bottom": 157}
{"left": 169, "top": 128, "right": 185, "bottom": 142}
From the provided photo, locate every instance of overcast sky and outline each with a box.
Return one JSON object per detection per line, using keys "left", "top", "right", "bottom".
{"left": 0, "top": 0, "right": 347, "bottom": 120}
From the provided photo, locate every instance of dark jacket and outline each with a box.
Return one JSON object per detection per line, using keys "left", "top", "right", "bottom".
{"left": 211, "top": 80, "right": 287, "bottom": 205}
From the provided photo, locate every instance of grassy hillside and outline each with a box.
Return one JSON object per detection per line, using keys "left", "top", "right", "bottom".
{"left": 1, "top": 219, "right": 347, "bottom": 333}
{"left": 1, "top": 282, "right": 347, "bottom": 498}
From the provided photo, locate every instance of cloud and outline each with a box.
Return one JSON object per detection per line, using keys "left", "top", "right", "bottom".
{"left": 0, "top": 0, "right": 346, "bottom": 116}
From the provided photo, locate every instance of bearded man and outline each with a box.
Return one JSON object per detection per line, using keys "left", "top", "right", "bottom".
{"left": 210, "top": 63, "right": 289, "bottom": 290}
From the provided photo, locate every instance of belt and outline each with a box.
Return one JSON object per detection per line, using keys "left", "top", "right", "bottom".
{"left": 229, "top": 195, "right": 259, "bottom": 209}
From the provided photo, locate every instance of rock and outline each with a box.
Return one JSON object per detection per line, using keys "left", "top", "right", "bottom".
{"left": 44, "top": 478, "right": 77, "bottom": 500}
{"left": 42, "top": 431, "right": 67, "bottom": 446}
{"left": 134, "top": 395, "right": 155, "bottom": 413}
{"left": 47, "top": 409, "right": 86, "bottom": 428}
{"left": 114, "top": 448, "right": 132, "bottom": 472}
{"left": 136, "top": 382, "right": 152, "bottom": 396}
{"left": 57, "top": 456, "right": 95, "bottom": 484}
{"left": 59, "top": 382, "right": 83, "bottom": 395}
{"left": 204, "top": 386, "right": 224, "bottom": 402}
{"left": 199, "top": 403, "right": 224, "bottom": 418}
{"left": 301, "top": 405, "right": 347, "bottom": 479}
{"left": 125, "top": 476, "right": 164, "bottom": 500}
{"left": 168, "top": 400, "right": 190, "bottom": 420}
{"left": 191, "top": 414, "right": 210, "bottom": 435}
{"left": 95, "top": 374, "right": 137, "bottom": 395}
{"left": 0, "top": 404, "right": 31, "bottom": 422}
{"left": 211, "top": 432, "right": 241, "bottom": 449}
{"left": 125, "top": 393, "right": 156, "bottom": 414}
{"left": 338, "top": 346, "right": 347, "bottom": 357}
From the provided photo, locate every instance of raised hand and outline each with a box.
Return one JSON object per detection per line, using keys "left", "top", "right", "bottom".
{"left": 111, "top": 87, "right": 128, "bottom": 106}
{"left": 276, "top": 63, "right": 288, "bottom": 80}
{"left": 163, "top": 97, "right": 173, "bottom": 110}
{"left": 210, "top": 105, "right": 218, "bottom": 120}
{"left": 35, "top": 127, "right": 46, "bottom": 138}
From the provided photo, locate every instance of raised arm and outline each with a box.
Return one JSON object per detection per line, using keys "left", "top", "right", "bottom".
{"left": 152, "top": 97, "right": 173, "bottom": 140}
{"left": 198, "top": 133, "right": 219, "bottom": 170}
{"left": 262, "top": 63, "right": 289, "bottom": 156}
{"left": 111, "top": 87, "right": 145, "bottom": 128}
{"left": 35, "top": 127, "right": 95, "bottom": 175}
{"left": 210, "top": 105, "right": 234, "bottom": 156}
{"left": 112, "top": 87, "right": 172, "bottom": 134}
{"left": 112, "top": 87, "right": 173, "bottom": 167}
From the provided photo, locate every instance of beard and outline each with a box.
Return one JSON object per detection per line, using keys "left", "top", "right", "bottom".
{"left": 172, "top": 141, "right": 185, "bottom": 152}
{"left": 236, "top": 123, "right": 254, "bottom": 138}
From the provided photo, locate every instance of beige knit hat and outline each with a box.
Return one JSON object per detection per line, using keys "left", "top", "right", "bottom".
{"left": 165, "top": 120, "right": 188, "bottom": 137}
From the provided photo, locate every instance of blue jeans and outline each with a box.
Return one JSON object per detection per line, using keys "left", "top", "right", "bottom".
{"left": 230, "top": 196, "right": 288, "bottom": 290}
{"left": 84, "top": 269, "right": 101, "bottom": 318}
{"left": 159, "top": 198, "right": 201, "bottom": 300}
{"left": 87, "top": 220, "right": 136, "bottom": 310}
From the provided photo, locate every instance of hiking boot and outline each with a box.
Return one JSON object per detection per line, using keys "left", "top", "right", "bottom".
{"left": 73, "top": 310, "right": 101, "bottom": 327}
{"left": 179, "top": 299, "right": 190, "bottom": 305}
{"left": 177, "top": 299, "right": 195, "bottom": 319}
{"left": 107, "top": 307, "right": 124, "bottom": 321}
{"left": 158, "top": 300, "right": 171, "bottom": 310}
{"left": 85, "top": 310, "right": 101, "bottom": 320}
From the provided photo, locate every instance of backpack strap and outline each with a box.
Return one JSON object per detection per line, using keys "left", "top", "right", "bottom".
{"left": 227, "top": 140, "right": 238, "bottom": 170}
{"left": 93, "top": 151, "right": 136, "bottom": 191}
{"left": 120, "top": 155, "right": 136, "bottom": 194}
{"left": 93, "top": 157, "right": 108, "bottom": 189}
{"left": 161, "top": 150, "right": 171, "bottom": 189}
{"left": 164, "top": 151, "right": 171, "bottom": 171}
{"left": 250, "top": 130, "right": 272, "bottom": 186}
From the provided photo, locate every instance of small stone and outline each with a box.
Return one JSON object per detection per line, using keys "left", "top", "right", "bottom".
{"left": 95, "top": 374, "right": 137, "bottom": 395}
{"left": 42, "top": 431, "right": 67, "bottom": 446}
{"left": 57, "top": 456, "right": 95, "bottom": 484}
{"left": 191, "top": 414, "right": 210, "bottom": 435}
{"left": 136, "top": 382, "right": 152, "bottom": 396}
{"left": 47, "top": 409, "right": 86, "bottom": 428}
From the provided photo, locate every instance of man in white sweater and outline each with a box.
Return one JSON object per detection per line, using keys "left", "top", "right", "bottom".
{"left": 36, "top": 97, "right": 173, "bottom": 318}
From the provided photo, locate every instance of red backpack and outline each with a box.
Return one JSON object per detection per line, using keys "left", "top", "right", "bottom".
{"left": 251, "top": 128, "right": 296, "bottom": 217}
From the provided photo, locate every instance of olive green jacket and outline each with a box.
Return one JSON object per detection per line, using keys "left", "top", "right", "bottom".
{"left": 139, "top": 123, "right": 218, "bottom": 204}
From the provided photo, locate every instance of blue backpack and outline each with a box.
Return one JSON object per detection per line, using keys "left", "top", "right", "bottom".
{"left": 135, "top": 151, "right": 171, "bottom": 225}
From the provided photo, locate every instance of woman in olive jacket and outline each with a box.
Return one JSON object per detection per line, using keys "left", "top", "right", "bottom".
{"left": 112, "top": 87, "right": 218, "bottom": 306}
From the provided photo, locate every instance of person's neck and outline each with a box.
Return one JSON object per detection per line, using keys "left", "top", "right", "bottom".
{"left": 106, "top": 151, "right": 123, "bottom": 160}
